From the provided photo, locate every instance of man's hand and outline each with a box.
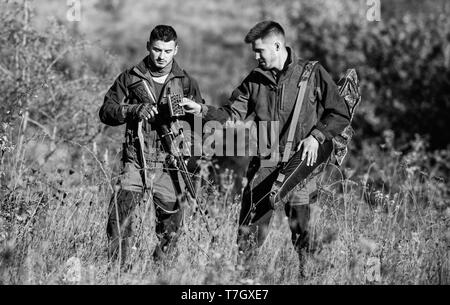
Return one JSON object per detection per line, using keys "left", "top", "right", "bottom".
{"left": 179, "top": 97, "right": 201, "bottom": 115}
{"left": 165, "top": 154, "right": 178, "bottom": 168}
{"left": 296, "top": 135, "right": 319, "bottom": 167}
{"left": 127, "top": 103, "right": 158, "bottom": 122}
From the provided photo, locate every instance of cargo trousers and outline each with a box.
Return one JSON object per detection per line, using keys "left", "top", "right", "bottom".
{"left": 106, "top": 160, "right": 185, "bottom": 266}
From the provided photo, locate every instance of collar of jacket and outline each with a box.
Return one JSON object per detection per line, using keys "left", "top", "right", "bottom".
{"left": 131, "top": 55, "right": 185, "bottom": 82}
{"left": 253, "top": 47, "right": 299, "bottom": 85}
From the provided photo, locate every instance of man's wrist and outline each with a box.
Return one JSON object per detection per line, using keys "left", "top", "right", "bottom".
{"left": 121, "top": 104, "right": 130, "bottom": 121}
{"left": 310, "top": 128, "right": 326, "bottom": 144}
{"left": 122, "top": 104, "right": 140, "bottom": 121}
{"left": 199, "top": 104, "right": 208, "bottom": 116}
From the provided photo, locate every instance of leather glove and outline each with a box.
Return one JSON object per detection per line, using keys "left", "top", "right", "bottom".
{"left": 165, "top": 154, "right": 178, "bottom": 168}
{"left": 124, "top": 103, "right": 158, "bottom": 121}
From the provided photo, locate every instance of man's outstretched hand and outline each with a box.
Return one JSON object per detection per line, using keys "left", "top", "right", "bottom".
{"left": 179, "top": 98, "right": 201, "bottom": 115}
{"left": 296, "top": 135, "right": 319, "bottom": 167}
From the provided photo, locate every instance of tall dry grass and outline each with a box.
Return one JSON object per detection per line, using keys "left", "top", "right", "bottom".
{"left": 1, "top": 0, "right": 448, "bottom": 285}
{"left": 0, "top": 130, "right": 448, "bottom": 285}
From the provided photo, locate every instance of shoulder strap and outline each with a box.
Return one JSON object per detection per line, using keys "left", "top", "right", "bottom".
{"left": 281, "top": 61, "right": 318, "bottom": 163}
{"left": 181, "top": 70, "right": 192, "bottom": 96}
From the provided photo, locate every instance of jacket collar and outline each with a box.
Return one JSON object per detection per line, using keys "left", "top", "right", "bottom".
{"left": 253, "top": 47, "right": 298, "bottom": 85}
{"left": 132, "top": 55, "right": 185, "bottom": 80}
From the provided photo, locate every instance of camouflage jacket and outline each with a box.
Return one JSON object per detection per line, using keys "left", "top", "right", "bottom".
{"left": 200, "top": 48, "right": 351, "bottom": 163}
{"left": 99, "top": 56, "right": 204, "bottom": 166}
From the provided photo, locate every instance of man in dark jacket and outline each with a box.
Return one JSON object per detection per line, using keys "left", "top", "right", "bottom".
{"left": 181, "top": 21, "right": 350, "bottom": 275}
{"left": 99, "top": 25, "right": 204, "bottom": 266}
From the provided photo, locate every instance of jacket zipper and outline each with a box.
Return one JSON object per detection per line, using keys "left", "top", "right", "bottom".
{"left": 279, "top": 84, "right": 285, "bottom": 111}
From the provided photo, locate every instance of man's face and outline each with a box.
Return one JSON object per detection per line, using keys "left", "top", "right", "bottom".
{"left": 147, "top": 40, "right": 178, "bottom": 69}
{"left": 252, "top": 37, "right": 278, "bottom": 70}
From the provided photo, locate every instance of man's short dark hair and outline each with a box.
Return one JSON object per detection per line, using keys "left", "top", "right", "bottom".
{"left": 149, "top": 25, "right": 178, "bottom": 44}
{"left": 244, "top": 21, "right": 285, "bottom": 44}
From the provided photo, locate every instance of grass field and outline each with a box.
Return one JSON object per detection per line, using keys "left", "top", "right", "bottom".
{"left": 1, "top": 0, "right": 449, "bottom": 286}
{"left": 1, "top": 133, "right": 448, "bottom": 285}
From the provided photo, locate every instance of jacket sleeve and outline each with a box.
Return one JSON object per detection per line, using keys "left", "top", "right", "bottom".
{"left": 99, "top": 71, "right": 129, "bottom": 126}
{"left": 310, "top": 64, "right": 351, "bottom": 143}
{"left": 200, "top": 75, "right": 251, "bottom": 123}
{"left": 184, "top": 72, "right": 204, "bottom": 106}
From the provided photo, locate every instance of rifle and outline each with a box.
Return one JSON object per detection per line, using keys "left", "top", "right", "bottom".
{"left": 157, "top": 121, "right": 197, "bottom": 200}
{"left": 157, "top": 111, "right": 214, "bottom": 237}
{"left": 129, "top": 79, "right": 212, "bottom": 233}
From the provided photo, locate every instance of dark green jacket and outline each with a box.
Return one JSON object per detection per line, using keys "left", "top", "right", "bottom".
{"left": 99, "top": 56, "right": 204, "bottom": 165}
{"left": 201, "top": 48, "right": 350, "bottom": 158}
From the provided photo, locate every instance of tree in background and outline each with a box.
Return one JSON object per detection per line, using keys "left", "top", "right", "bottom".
{"left": 0, "top": 0, "right": 120, "bottom": 188}
{"left": 3, "top": 0, "right": 449, "bottom": 186}
{"left": 287, "top": 0, "right": 450, "bottom": 150}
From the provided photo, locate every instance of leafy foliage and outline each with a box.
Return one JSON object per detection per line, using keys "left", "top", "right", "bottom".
{"left": 0, "top": 1, "right": 119, "bottom": 157}
{"left": 288, "top": 1, "right": 450, "bottom": 149}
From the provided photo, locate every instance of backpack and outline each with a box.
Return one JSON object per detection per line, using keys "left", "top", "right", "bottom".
{"left": 332, "top": 69, "right": 361, "bottom": 166}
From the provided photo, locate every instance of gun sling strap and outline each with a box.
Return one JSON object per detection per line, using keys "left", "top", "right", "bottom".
{"left": 135, "top": 79, "right": 157, "bottom": 191}
{"left": 269, "top": 61, "right": 318, "bottom": 205}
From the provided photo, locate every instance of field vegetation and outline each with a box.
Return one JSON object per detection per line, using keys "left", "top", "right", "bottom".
{"left": 0, "top": 0, "right": 449, "bottom": 284}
